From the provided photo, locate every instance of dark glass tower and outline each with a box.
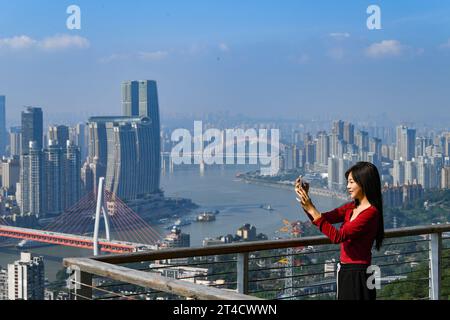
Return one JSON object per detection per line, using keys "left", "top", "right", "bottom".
{"left": 121, "top": 80, "right": 161, "bottom": 193}
{"left": 21, "top": 107, "right": 43, "bottom": 154}
{"left": 122, "top": 81, "right": 139, "bottom": 117}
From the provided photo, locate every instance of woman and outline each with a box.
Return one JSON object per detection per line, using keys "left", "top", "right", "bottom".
{"left": 295, "top": 162, "right": 384, "bottom": 300}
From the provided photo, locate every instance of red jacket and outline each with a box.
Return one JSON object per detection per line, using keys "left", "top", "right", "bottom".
{"left": 310, "top": 202, "right": 379, "bottom": 264}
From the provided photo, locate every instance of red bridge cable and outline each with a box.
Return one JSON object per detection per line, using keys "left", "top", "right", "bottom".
{"left": 113, "top": 205, "right": 158, "bottom": 244}
{"left": 45, "top": 192, "right": 95, "bottom": 232}
{"left": 109, "top": 212, "right": 145, "bottom": 244}
{"left": 44, "top": 191, "right": 95, "bottom": 230}
{"left": 111, "top": 194, "right": 163, "bottom": 241}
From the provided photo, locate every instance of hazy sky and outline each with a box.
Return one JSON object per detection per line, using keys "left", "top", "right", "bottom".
{"left": 1, "top": 0, "right": 450, "bottom": 126}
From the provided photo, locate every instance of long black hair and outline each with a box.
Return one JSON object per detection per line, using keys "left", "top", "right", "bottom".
{"left": 345, "top": 161, "right": 384, "bottom": 251}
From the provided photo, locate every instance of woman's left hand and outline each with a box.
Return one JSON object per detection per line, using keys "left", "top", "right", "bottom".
{"left": 295, "top": 184, "right": 315, "bottom": 214}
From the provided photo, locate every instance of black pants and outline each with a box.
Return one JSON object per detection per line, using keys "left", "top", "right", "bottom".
{"left": 336, "top": 263, "right": 377, "bottom": 300}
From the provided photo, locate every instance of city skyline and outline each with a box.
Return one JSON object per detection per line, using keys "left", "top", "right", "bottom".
{"left": 1, "top": 1, "right": 450, "bottom": 125}
{"left": 1, "top": 1, "right": 450, "bottom": 303}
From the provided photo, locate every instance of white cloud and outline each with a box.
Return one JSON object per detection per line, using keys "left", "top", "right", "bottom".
{"left": 329, "top": 32, "right": 350, "bottom": 40}
{"left": 100, "top": 51, "right": 169, "bottom": 63}
{"left": 0, "top": 34, "right": 89, "bottom": 52}
{"left": 0, "top": 35, "right": 37, "bottom": 50}
{"left": 99, "top": 53, "right": 130, "bottom": 63}
{"left": 137, "top": 50, "right": 168, "bottom": 61}
{"left": 365, "top": 40, "right": 404, "bottom": 58}
{"left": 39, "top": 34, "right": 90, "bottom": 51}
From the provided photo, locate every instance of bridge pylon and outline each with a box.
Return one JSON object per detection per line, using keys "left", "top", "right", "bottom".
{"left": 93, "top": 177, "right": 111, "bottom": 256}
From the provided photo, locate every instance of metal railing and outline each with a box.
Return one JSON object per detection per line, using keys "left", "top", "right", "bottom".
{"left": 63, "top": 223, "right": 450, "bottom": 300}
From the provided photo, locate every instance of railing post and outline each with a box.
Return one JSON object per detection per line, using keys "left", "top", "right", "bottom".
{"left": 237, "top": 253, "right": 249, "bottom": 294}
{"left": 67, "top": 266, "right": 93, "bottom": 300}
{"left": 429, "top": 232, "right": 442, "bottom": 300}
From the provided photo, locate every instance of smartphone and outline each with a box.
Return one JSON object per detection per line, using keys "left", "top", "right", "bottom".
{"left": 296, "top": 176, "right": 310, "bottom": 193}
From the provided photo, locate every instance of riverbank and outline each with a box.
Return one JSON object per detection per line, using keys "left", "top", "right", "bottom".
{"left": 237, "top": 176, "right": 350, "bottom": 201}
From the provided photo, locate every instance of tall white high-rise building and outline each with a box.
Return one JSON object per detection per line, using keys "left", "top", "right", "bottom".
{"left": 332, "top": 120, "right": 344, "bottom": 140}
{"left": 396, "top": 125, "right": 416, "bottom": 161}
{"left": 48, "top": 125, "right": 69, "bottom": 148}
{"left": 405, "top": 160, "right": 417, "bottom": 185}
{"left": 441, "top": 167, "right": 450, "bottom": 189}
{"left": 0, "top": 268, "right": 8, "bottom": 300}
{"left": 316, "top": 132, "right": 329, "bottom": 166}
{"left": 0, "top": 96, "right": 6, "bottom": 156}
{"left": 8, "top": 127, "right": 21, "bottom": 156}
{"left": 327, "top": 156, "right": 339, "bottom": 190}
{"left": 73, "top": 123, "right": 88, "bottom": 161}
{"left": 7, "top": 252, "right": 44, "bottom": 300}
{"left": 1, "top": 156, "right": 20, "bottom": 194}
{"left": 338, "top": 157, "right": 353, "bottom": 188}
{"left": 20, "top": 141, "right": 44, "bottom": 216}
{"left": 393, "top": 160, "right": 405, "bottom": 186}
{"left": 355, "top": 130, "right": 369, "bottom": 154}
{"left": 44, "top": 140, "right": 64, "bottom": 214}
{"left": 416, "top": 157, "right": 431, "bottom": 189}
{"left": 343, "top": 122, "right": 354, "bottom": 145}
{"left": 65, "top": 141, "right": 81, "bottom": 208}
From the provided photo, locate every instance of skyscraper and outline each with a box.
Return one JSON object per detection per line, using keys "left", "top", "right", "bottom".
{"left": 343, "top": 122, "right": 355, "bottom": 145}
{"left": 43, "top": 139, "right": 81, "bottom": 215}
{"left": 0, "top": 268, "right": 8, "bottom": 300}
{"left": 71, "top": 123, "right": 88, "bottom": 161}
{"left": 396, "top": 125, "right": 416, "bottom": 161}
{"left": 327, "top": 156, "right": 339, "bottom": 189}
{"left": 65, "top": 141, "right": 81, "bottom": 209}
{"left": 9, "top": 126, "right": 21, "bottom": 156}
{"left": 7, "top": 252, "right": 45, "bottom": 300}
{"left": 417, "top": 157, "right": 431, "bottom": 189}
{"left": 86, "top": 120, "right": 108, "bottom": 191}
{"left": 122, "top": 81, "right": 139, "bottom": 117}
{"left": 81, "top": 161, "right": 94, "bottom": 195}
{"left": 1, "top": 156, "right": 20, "bottom": 194}
{"left": 329, "top": 133, "right": 340, "bottom": 157}
{"left": 21, "top": 107, "right": 43, "bottom": 155}
{"left": 0, "top": 96, "right": 6, "bottom": 156}
{"left": 444, "top": 133, "right": 450, "bottom": 157}
{"left": 393, "top": 159, "right": 405, "bottom": 186}
{"left": 316, "top": 131, "right": 329, "bottom": 166}
{"left": 87, "top": 115, "right": 158, "bottom": 200}
{"left": 20, "top": 141, "right": 44, "bottom": 216}
{"left": 122, "top": 80, "right": 161, "bottom": 190}
{"left": 106, "top": 121, "right": 138, "bottom": 200}
{"left": 48, "top": 125, "right": 69, "bottom": 148}
{"left": 305, "top": 142, "right": 316, "bottom": 169}
{"left": 405, "top": 160, "right": 417, "bottom": 185}
{"left": 104, "top": 117, "right": 156, "bottom": 200}
{"left": 44, "top": 140, "right": 64, "bottom": 214}
{"left": 332, "top": 120, "right": 344, "bottom": 140}
{"left": 441, "top": 167, "right": 450, "bottom": 189}
{"left": 355, "top": 130, "right": 369, "bottom": 153}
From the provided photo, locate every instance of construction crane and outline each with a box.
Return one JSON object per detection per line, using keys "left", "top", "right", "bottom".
{"left": 277, "top": 218, "right": 303, "bottom": 299}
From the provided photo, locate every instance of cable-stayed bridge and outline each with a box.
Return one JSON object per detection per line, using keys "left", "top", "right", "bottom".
{"left": 0, "top": 178, "right": 163, "bottom": 255}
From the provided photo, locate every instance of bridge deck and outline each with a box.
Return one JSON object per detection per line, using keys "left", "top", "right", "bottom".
{"left": 0, "top": 225, "right": 156, "bottom": 254}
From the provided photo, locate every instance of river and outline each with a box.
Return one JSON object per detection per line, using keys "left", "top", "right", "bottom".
{"left": 0, "top": 165, "right": 343, "bottom": 282}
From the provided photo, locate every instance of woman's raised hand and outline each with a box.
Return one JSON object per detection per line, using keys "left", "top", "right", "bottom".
{"left": 295, "top": 180, "right": 314, "bottom": 214}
